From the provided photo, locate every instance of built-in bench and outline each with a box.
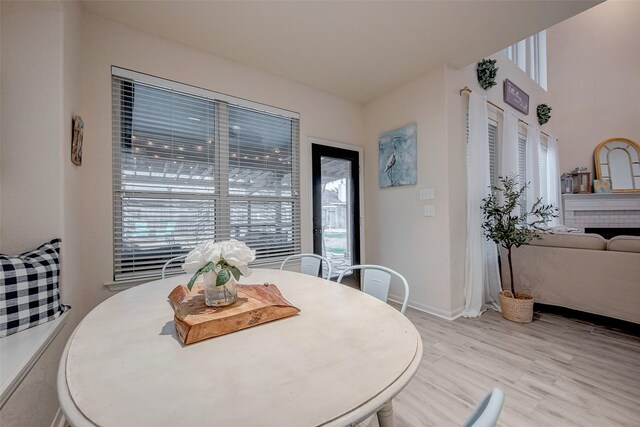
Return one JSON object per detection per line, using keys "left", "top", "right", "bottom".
{"left": 0, "top": 311, "right": 68, "bottom": 408}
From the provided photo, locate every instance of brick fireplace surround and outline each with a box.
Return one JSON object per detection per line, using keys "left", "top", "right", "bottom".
{"left": 562, "top": 193, "right": 640, "bottom": 236}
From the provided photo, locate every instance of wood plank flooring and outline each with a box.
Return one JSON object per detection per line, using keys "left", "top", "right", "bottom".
{"left": 360, "top": 309, "right": 640, "bottom": 427}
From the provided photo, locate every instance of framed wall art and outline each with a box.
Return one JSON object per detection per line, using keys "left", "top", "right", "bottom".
{"left": 378, "top": 123, "right": 417, "bottom": 188}
{"left": 71, "top": 115, "right": 84, "bottom": 166}
{"left": 503, "top": 79, "right": 529, "bottom": 115}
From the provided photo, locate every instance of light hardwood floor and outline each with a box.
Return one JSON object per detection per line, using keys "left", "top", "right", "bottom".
{"left": 362, "top": 308, "right": 640, "bottom": 427}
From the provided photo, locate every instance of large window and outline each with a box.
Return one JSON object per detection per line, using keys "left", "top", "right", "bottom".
{"left": 485, "top": 123, "right": 548, "bottom": 216}
{"left": 112, "top": 69, "right": 300, "bottom": 281}
{"left": 504, "top": 30, "right": 547, "bottom": 90}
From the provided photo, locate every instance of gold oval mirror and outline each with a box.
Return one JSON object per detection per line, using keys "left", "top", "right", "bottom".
{"left": 594, "top": 138, "right": 640, "bottom": 192}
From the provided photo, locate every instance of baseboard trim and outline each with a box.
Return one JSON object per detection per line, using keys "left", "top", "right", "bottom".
{"left": 388, "top": 294, "right": 464, "bottom": 320}
{"left": 51, "top": 407, "right": 66, "bottom": 427}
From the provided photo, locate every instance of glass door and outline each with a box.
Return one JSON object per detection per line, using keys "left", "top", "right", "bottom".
{"left": 311, "top": 144, "right": 360, "bottom": 280}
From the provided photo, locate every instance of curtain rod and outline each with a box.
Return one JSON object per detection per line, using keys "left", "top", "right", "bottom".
{"left": 459, "top": 86, "right": 553, "bottom": 140}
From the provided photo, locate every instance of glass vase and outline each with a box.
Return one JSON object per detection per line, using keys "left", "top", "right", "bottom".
{"left": 202, "top": 270, "right": 238, "bottom": 307}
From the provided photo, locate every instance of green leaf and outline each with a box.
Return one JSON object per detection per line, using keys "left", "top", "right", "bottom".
{"left": 216, "top": 268, "right": 231, "bottom": 286}
{"left": 187, "top": 274, "right": 198, "bottom": 291}
{"left": 228, "top": 266, "right": 242, "bottom": 280}
{"left": 186, "top": 261, "right": 217, "bottom": 291}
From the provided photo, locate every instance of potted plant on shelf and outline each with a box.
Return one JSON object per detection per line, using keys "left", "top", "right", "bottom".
{"left": 183, "top": 239, "right": 256, "bottom": 307}
{"left": 481, "top": 176, "right": 557, "bottom": 323}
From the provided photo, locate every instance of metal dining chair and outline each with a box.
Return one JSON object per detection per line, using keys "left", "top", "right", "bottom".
{"left": 280, "top": 253, "right": 332, "bottom": 280}
{"left": 336, "top": 265, "right": 410, "bottom": 314}
{"left": 161, "top": 255, "right": 187, "bottom": 279}
{"left": 461, "top": 388, "right": 505, "bottom": 427}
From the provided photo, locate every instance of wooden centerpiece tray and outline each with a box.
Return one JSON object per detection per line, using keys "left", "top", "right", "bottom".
{"left": 168, "top": 283, "right": 300, "bottom": 345}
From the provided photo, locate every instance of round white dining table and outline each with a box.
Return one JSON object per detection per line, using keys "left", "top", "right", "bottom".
{"left": 57, "top": 269, "right": 423, "bottom": 426}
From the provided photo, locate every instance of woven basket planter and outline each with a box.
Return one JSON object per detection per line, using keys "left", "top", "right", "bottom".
{"left": 499, "top": 291, "right": 534, "bottom": 323}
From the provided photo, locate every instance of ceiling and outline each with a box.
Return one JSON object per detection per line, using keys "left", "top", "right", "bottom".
{"left": 82, "top": 1, "right": 600, "bottom": 103}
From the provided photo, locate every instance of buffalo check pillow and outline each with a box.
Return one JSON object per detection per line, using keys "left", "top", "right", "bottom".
{"left": 0, "top": 238, "right": 69, "bottom": 337}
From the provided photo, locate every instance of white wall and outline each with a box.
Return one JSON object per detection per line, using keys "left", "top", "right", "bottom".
{"left": 0, "top": 1, "right": 83, "bottom": 426}
{"left": 363, "top": 65, "right": 455, "bottom": 316}
{"left": 547, "top": 0, "right": 640, "bottom": 175}
{"left": 78, "top": 13, "right": 366, "bottom": 303}
{"left": 1, "top": 1, "right": 64, "bottom": 254}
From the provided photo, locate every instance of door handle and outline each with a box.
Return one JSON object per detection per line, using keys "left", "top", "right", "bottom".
{"left": 313, "top": 228, "right": 323, "bottom": 235}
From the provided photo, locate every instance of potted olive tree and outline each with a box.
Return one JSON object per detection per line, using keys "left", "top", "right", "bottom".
{"left": 481, "top": 176, "right": 557, "bottom": 323}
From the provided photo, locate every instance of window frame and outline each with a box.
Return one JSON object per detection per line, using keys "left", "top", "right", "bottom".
{"left": 111, "top": 67, "right": 301, "bottom": 282}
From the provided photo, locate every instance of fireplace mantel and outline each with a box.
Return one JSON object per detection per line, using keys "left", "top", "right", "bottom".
{"left": 563, "top": 193, "right": 640, "bottom": 230}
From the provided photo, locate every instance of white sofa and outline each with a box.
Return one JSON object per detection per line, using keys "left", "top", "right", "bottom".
{"left": 501, "top": 232, "right": 640, "bottom": 324}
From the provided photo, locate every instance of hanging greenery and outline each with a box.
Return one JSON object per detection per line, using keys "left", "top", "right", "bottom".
{"left": 537, "top": 104, "right": 552, "bottom": 125}
{"left": 476, "top": 59, "right": 498, "bottom": 90}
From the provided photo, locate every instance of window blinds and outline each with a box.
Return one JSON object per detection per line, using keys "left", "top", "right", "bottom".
{"left": 488, "top": 120, "right": 498, "bottom": 189}
{"left": 518, "top": 132, "right": 528, "bottom": 216}
{"left": 539, "top": 142, "right": 548, "bottom": 203}
{"left": 112, "top": 69, "right": 300, "bottom": 281}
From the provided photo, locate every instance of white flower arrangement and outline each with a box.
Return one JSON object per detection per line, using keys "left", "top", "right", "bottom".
{"left": 183, "top": 239, "right": 256, "bottom": 291}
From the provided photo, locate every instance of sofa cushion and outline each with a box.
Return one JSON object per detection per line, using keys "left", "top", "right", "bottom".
{"left": 607, "top": 235, "right": 640, "bottom": 253}
{"left": 530, "top": 232, "right": 607, "bottom": 250}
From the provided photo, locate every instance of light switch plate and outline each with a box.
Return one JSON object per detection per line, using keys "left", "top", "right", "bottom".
{"left": 423, "top": 205, "right": 435, "bottom": 217}
{"left": 420, "top": 188, "right": 435, "bottom": 200}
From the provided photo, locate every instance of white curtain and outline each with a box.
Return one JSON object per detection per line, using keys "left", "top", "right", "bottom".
{"left": 525, "top": 125, "right": 541, "bottom": 216}
{"left": 546, "top": 135, "right": 563, "bottom": 225}
{"left": 501, "top": 110, "right": 519, "bottom": 180}
{"left": 463, "top": 93, "right": 501, "bottom": 317}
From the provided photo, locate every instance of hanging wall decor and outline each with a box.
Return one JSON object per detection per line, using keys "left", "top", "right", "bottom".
{"left": 537, "top": 104, "right": 552, "bottom": 125}
{"left": 503, "top": 79, "right": 529, "bottom": 115}
{"left": 378, "top": 123, "right": 417, "bottom": 188}
{"left": 71, "top": 115, "right": 84, "bottom": 166}
{"left": 476, "top": 59, "right": 498, "bottom": 90}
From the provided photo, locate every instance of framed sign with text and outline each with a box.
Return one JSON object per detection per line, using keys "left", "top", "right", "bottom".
{"left": 503, "top": 79, "right": 529, "bottom": 115}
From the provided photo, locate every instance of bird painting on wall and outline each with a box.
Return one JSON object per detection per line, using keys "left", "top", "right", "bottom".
{"left": 384, "top": 137, "right": 400, "bottom": 186}
{"left": 378, "top": 123, "right": 417, "bottom": 188}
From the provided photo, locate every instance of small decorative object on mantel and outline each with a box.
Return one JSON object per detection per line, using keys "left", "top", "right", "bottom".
{"left": 571, "top": 167, "right": 592, "bottom": 194}
{"left": 71, "top": 115, "right": 84, "bottom": 166}
{"left": 593, "top": 179, "right": 613, "bottom": 193}
{"left": 183, "top": 239, "right": 256, "bottom": 307}
{"left": 503, "top": 79, "right": 529, "bottom": 115}
{"left": 537, "top": 104, "right": 552, "bottom": 125}
{"left": 168, "top": 283, "right": 300, "bottom": 345}
{"left": 561, "top": 173, "right": 574, "bottom": 194}
{"left": 379, "top": 123, "right": 417, "bottom": 188}
{"left": 481, "top": 176, "right": 557, "bottom": 323}
{"left": 476, "top": 59, "right": 498, "bottom": 90}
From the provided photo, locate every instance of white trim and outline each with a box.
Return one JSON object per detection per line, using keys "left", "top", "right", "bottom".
{"left": 388, "top": 294, "right": 464, "bottom": 320}
{"left": 111, "top": 66, "right": 300, "bottom": 120}
{"left": 105, "top": 261, "right": 285, "bottom": 292}
{"left": 51, "top": 407, "right": 66, "bottom": 427}
{"left": 0, "top": 311, "right": 69, "bottom": 408}
{"left": 104, "top": 278, "right": 148, "bottom": 292}
{"left": 307, "top": 137, "right": 366, "bottom": 263}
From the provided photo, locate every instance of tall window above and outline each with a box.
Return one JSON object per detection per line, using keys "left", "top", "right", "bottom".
{"left": 112, "top": 69, "right": 300, "bottom": 281}
{"left": 504, "top": 30, "right": 547, "bottom": 90}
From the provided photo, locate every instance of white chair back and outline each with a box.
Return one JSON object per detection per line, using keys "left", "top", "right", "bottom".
{"left": 336, "top": 265, "right": 409, "bottom": 314}
{"left": 280, "top": 254, "right": 332, "bottom": 280}
{"left": 461, "top": 388, "right": 505, "bottom": 427}
{"left": 161, "top": 255, "right": 187, "bottom": 279}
